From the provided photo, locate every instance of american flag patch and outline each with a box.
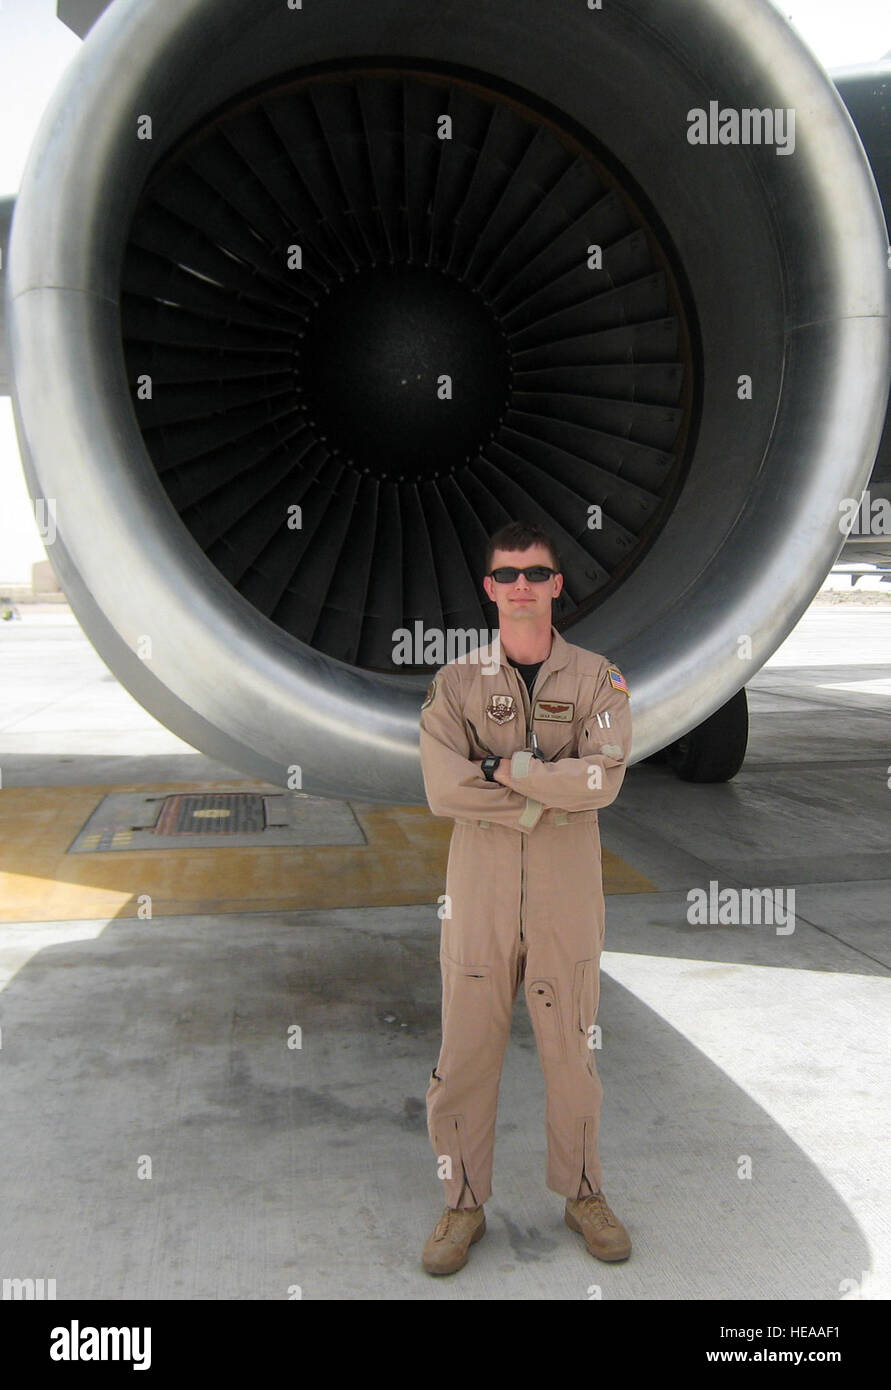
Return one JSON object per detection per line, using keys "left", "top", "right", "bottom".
{"left": 607, "top": 665, "right": 629, "bottom": 696}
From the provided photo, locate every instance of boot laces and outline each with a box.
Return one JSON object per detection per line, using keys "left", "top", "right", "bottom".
{"left": 435, "top": 1207, "right": 478, "bottom": 1240}
{"left": 434, "top": 1210, "right": 453, "bottom": 1240}
{"left": 578, "top": 1191, "right": 616, "bottom": 1231}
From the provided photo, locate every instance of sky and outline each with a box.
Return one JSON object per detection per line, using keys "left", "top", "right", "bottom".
{"left": 1, "top": 0, "right": 889, "bottom": 584}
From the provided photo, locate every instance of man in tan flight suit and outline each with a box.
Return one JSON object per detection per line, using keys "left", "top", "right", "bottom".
{"left": 418, "top": 520, "right": 632, "bottom": 1275}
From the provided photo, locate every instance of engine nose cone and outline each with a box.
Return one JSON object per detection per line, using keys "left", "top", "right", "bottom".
{"left": 300, "top": 264, "right": 511, "bottom": 479}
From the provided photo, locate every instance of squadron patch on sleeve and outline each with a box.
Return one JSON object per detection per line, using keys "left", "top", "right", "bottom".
{"left": 606, "top": 664, "right": 630, "bottom": 696}
{"left": 422, "top": 678, "right": 437, "bottom": 710}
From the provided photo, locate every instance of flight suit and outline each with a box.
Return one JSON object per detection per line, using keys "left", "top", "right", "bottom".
{"left": 418, "top": 626, "right": 631, "bottom": 1209}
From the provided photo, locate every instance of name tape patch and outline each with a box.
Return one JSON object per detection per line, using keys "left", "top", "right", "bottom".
{"left": 532, "top": 699, "right": 575, "bottom": 723}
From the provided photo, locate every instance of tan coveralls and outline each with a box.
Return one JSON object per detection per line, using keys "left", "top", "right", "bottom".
{"left": 418, "top": 627, "right": 631, "bottom": 1209}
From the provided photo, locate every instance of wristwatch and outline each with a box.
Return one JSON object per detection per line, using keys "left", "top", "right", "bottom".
{"left": 481, "top": 756, "right": 502, "bottom": 782}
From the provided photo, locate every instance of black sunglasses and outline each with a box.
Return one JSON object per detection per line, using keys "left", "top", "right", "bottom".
{"left": 488, "top": 566, "right": 557, "bottom": 583}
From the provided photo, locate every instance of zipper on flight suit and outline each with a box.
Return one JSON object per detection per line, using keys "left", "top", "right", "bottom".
{"left": 505, "top": 654, "right": 572, "bottom": 947}
{"left": 520, "top": 833, "right": 526, "bottom": 943}
{"left": 507, "top": 663, "right": 535, "bottom": 947}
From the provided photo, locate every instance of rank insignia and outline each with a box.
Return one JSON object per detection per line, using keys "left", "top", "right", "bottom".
{"left": 486, "top": 693, "right": 516, "bottom": 724}
{"left": 421, "top": 678, "right": 437, "bottom": 710}
{"left": 607, "top": 665, "right": 630, "bottom": 696}
{"left": 532, "top": 699, "right": 575, "bottom": 722}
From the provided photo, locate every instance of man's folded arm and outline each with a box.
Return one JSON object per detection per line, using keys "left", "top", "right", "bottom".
{"left": 418, "top": 670, "right": 541, "bottom": 830}
{"left": 499, "top": 662, "right": 632, "bottom": 813}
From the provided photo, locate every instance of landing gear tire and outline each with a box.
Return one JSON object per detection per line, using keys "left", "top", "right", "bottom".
{"left": 664, "top": 687, "right": 749, "bottom": 782}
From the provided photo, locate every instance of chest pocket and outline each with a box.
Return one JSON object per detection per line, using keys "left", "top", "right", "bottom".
{"left": 466, "top": 718, "right": 496, "bottom": 757}
{"left": 531, "top": 719, "right": 579, "bottom": 762}
{"left": 530, "top": 694, "right": 581, "bottom": 760}
{"left": 466, "top": 715, "right": 527, "bottom": 760}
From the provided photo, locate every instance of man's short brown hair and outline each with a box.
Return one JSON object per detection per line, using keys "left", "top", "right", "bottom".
{"left": 485, "top": 521, "right": 562, "bottom": 576}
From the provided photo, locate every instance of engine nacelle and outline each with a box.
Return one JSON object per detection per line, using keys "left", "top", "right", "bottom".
{"left": 5, "top": 0, "right": 890, "bottom": 801}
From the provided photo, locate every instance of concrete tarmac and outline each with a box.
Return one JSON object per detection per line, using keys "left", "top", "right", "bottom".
{"left": 0, "top": 600, "right": 888, "bottom": 1300}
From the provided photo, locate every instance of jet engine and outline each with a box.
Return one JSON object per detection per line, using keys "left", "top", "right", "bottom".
{"left": 3, "top": 0, "right": 889, "bottom": 800}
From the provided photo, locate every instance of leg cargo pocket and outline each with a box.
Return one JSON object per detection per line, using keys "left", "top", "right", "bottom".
{"left": 527, "top": 978, "right": 566, "bottom": 1062}
{"left": 440, "top": 953, "right": 492, "bottom": 1055}
{"left": 572, "top": 959, "right": 600, "bottom": 1067}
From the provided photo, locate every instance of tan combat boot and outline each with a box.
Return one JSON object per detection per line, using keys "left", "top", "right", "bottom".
{"left": 422, "top": 1205, "right": 486, "bottom": 1275}
{"left": 565, "top": 1191, "right": 631, "bottom": 1261}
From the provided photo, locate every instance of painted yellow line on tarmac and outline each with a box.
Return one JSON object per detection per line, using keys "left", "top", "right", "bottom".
{"left": 0, "top": 782, "right": 653, "bottom": 923}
